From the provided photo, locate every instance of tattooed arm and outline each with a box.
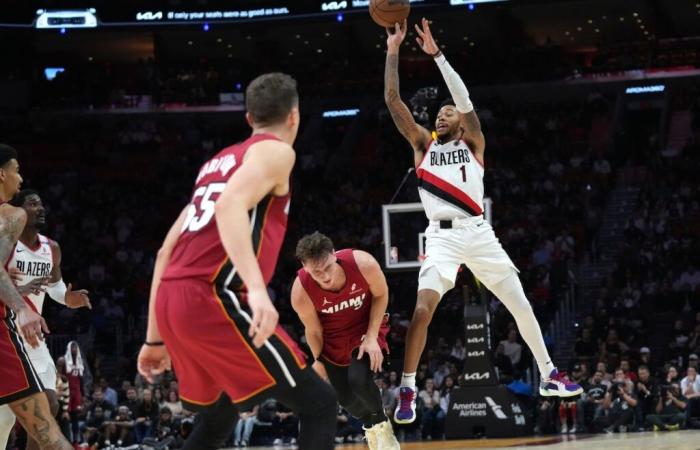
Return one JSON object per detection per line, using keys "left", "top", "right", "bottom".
{"left": 460, "top": 110, "right": 486, "bottom": 163}
{"left": 384, "top": 21, "right": 432, "bottom": 168}
{"left": 0, "top": 204, "right": 47, "bottom": 348}
{"left": 413, "top": 17, "right": 486, "bottom": 162}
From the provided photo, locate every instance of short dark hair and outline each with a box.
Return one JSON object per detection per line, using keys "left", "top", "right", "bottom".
{"left": 0, "top": 144, "right": 18, "bottom": 168}
{"left": 245, "top": 72, "right": 298, "bottom": 125}
{"left": 440, "top": 98, "right": 456, "bottom": 109}
{"left": 9, "top": 189, "right": 39, "bottom": 207}
{"left": 296, "top": 232, "right": 334, "bottom": 263}
{"left": 638, "top": 365, "right": 649, "bottom": 372}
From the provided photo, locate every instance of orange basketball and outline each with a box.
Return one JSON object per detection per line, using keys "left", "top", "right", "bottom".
{"left": 369, "top": 0, "right": 411, "bottom": 28}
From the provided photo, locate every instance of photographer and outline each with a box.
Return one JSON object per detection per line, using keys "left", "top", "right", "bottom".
{"left": 594, "top": 369, "right": 637, "bottom": 433}
{"left": 644, "top": 383, "right": 686, "bottom": 431}
{"left": 635, "top": 365, "right": 658, "bottom": 428}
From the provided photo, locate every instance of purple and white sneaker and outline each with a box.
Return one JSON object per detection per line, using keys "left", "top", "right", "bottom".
{"left": 393, "top": 386, "right": 417, "bottom": 424}
{"left": 539, "top": 369, "right": 583, "bottom": 397}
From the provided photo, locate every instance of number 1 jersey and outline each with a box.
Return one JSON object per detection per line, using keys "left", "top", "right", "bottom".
{"left": 162, "top": 133, "right": 291, "bottom": 292}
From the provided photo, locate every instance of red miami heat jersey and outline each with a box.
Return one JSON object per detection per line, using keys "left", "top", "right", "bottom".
{"left": 297, "top": 249, "right": 389, "bottom": 366}
{"left": 163, "top": 133, "right": 291, "bottom": 292}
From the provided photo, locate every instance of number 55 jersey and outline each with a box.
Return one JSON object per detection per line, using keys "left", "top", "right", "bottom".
{"left": 162, "top": 132, "right": 291, "bottom": 292}
{"left": 157, "top": 133, "right": 307, "bottom": 411}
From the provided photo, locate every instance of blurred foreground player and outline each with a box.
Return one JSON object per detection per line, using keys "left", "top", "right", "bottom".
{"left": 0, "top": 189, "right": 91, "bottom": 450}
{"left": 383, "top": 20, "right": 582, "bottom": 424}
{"left": 0, "top": 144, "right": 73, "bottom": 449}
{"left": 291, "top": 232, "right": 399, "bottom": 449}
{"left": 137, "top": 73, "right": 337, "bottom": 450}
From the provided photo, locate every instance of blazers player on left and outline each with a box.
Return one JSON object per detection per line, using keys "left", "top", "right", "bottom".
{"left": 0, "top": 189, "right": 91, "bottom": 450}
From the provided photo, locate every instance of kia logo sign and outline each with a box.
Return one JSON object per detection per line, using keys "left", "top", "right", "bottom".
{"left": 467, "top": 351, "right": 485, "bottom": 357}
{"left": 467, "top": 323, "right": 484, "bottom": 330}
{"left": 136, "top": 11, "right": 163, "bottom": 21}
{"left": 464, "top": 372, "right": 490, "bottom": 381}
{"left": 467, "top": 337, "right": 484, "bottom": 344}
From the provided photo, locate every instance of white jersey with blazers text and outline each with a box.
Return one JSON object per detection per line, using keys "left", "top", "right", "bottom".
{"left": 416, "top": 138, "right": 518, "bottom": 297}
{"left": 7, "top": 234, "right": 55, "bottom": 373}
{"left": 416, "top": 138, "right": 484, "bottom": 221}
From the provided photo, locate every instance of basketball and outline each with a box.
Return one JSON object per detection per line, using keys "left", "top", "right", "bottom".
{"left": 369, "top": 0, "right": 411, "bottom": 28}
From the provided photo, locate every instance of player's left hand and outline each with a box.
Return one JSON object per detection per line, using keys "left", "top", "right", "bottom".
{"left": 137, "top": 344, "right": 171, "bottom": 384}
{"left": 414, "top": 17, "right": 440, "bottom": 56}
{"left": 65, "top": 283, "right": 92, "bottom": 309}
{"left": 357, "top": 335, "right": 384, "bottom": 373}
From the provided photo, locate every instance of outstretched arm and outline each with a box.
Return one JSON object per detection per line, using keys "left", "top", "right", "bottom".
{"left": 354, "top": 250, "right": 389, "bottom": 373}
{"left": 415, "top": 17, "right": 485, "bottom": 162}
{"left": 384, "top": 20, "right": 432, "bottom": 167}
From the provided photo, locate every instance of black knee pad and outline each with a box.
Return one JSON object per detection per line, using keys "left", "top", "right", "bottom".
{"left": 182, "top": 395, "right": 238, "bottom": 450}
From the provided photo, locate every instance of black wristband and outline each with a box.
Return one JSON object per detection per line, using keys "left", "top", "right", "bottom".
{"left": 431, "top": 50, "right": 443, "bottom": 59}
{"left": 144, "top": 341, "right": 164, "bottom": 347}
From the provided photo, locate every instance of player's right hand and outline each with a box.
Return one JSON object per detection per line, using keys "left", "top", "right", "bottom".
{"left": 386, "top": 20, "right": 408, "bottom": 52}
{"left": 137, "top": 344, "right": 171, "bottom": 384}
{"left": 16, "top": 306, "right": 49, "bottom": 348}
{"left": 312, "top": 360, "right": 329, "bottom": 382}
{"left": 247, "top": 288, "right": 279, "bottom": 348}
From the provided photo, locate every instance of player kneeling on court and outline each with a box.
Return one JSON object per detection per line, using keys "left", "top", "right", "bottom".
{"left": 291, "top": 232, "right": 400, "bottom": 450}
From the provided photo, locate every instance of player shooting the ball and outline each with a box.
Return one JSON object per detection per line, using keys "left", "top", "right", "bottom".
{"left": 384, "top": 18, "right": 583, "bottom": 425}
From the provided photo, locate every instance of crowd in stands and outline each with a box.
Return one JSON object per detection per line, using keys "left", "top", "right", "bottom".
{"left": 535, "top": 89, "right": 700, "bottom": 435}
{"left": 2, "top": 32, "right": 699, "bottom": 447}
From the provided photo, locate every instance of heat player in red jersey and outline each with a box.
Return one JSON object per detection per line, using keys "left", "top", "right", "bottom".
{"left": 137, "top": 73, "right": 337, "bottom": 450}
{"left": 0, "top": 144, "right": 73, "bottom": 450}
{"left": 291, "top": 232, "right": 400, "bottom": 450}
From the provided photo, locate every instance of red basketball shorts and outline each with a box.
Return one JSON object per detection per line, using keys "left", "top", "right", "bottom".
{"left": 0, "top": 307, "right": 44, "bottom": 405}
{"left": 155, "top": 279, "right": 307, "bottom": 410}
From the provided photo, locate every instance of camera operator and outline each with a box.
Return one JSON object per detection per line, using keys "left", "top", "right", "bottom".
{"left": 594, "top": 368, "right": 637, "bottom": 433}
{"left": 644, "top": 383, "right": 686, "bottom": 431}
{"left": 634, "top": 365, "right": 658, "bottom": 429}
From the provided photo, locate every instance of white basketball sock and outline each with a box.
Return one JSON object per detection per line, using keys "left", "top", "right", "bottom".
{"left": 488, "top": 273, "right": 555, "bottom": 378}
{"left": 400, "top": 372, "right": 416, "bottom": 389}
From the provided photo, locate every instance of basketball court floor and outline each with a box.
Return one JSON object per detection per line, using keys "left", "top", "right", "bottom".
{"left": 227, "top": 430, "right": 700, "bottom": 449}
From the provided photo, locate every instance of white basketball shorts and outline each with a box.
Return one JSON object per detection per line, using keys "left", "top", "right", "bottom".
{"left": 418, "top": 216, "right": 519, "bottom": 298}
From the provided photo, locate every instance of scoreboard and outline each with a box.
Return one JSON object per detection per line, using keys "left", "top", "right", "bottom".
{"left": 0, "top": 0, "right": 508, "bottom": 29}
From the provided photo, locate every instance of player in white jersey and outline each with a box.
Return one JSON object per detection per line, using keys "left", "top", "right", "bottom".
{"left": 0, "top": 190, "right": 91, "bottom": 450}
{"left": 384, "top": 19, "right": 583, "bottom": 424}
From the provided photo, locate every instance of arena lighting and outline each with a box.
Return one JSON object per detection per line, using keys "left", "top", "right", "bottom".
{"left": 337, "top": 13, "right": 344, "bottom": 22}
{"left": 322, "top": 108, "right": 360, "bottom": 118}
{"left": 202, "top": 22, "right": 210, "bottom": 31}
{"left": 626, "top": 84, "right": 665, "bottom": 94}
{"left": 450, "top": 0, "right": 509, "bottom": 6}
{"left": 35, "top": 9, "right": 98, "bottom": 29}
{"left": 44, "top": 67, "right": 65, "bottom": 80}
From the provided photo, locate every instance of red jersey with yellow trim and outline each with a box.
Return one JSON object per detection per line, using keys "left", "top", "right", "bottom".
{"left": 297, "top": 249, "right": 389, "bottom": 366}
{"left": 162, "top": 133, "right": 291, "bottom": 291}
{"left": 416, "top": 138, "right": 485, "bottom": 220}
